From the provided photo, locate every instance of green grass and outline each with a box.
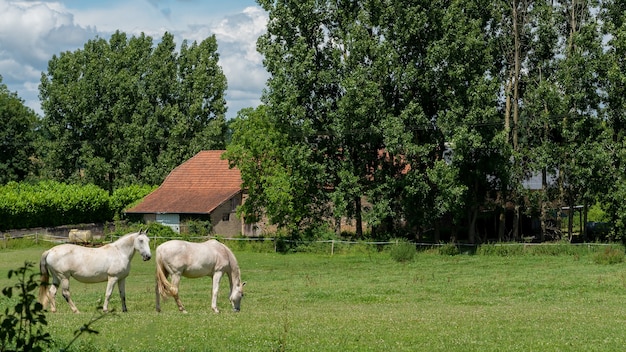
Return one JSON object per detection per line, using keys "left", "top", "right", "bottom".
{"left": 1, "top": 244, "right": 626, "bottom": 351}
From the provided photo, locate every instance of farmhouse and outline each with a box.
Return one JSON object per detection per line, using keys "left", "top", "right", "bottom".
{"left": 125, "top": 150, "right": 263, "bottom": 237}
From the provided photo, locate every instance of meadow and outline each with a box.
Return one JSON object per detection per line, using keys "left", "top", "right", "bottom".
{"left": 1, "top": 242, "right": 626, "bottom": 351}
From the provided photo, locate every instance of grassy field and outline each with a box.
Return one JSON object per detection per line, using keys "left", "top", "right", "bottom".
{"left": 1, "top": 243, "right": 626, "bottom": 351}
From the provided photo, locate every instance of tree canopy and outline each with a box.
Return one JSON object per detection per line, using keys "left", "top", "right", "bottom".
{"left": 38, "top": 31, "right": 228, "bottom": 193}
{"left": 226, "top": 0, "right": 626, "bottom": 242}
{"left": 0, "top": 75, "right": 38, "bottom": 184}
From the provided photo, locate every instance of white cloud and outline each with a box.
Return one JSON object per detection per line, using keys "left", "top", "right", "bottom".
{"left": 0, "top": 0, "right": 268, "bottom": 118}
{"left": 211, "top": 6, "right": 269, "bottom": 115}
{"left": 0, "top": 1, "right": 96, "bottom": 113}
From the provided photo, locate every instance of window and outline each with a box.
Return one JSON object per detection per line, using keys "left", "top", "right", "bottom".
{"left": 222, "top": 213, "right": 230, "bottom": 221}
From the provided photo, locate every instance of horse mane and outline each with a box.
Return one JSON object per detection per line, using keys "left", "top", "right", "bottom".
{"left": 101, "top": 231, "right": 132, "bottom": 247}
{"left": 225, "top": 245, "right": 242, "bottom": 284}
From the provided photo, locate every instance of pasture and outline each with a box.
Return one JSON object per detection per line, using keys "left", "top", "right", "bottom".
{"left": 1, "top": 243, "right": 626, "bottom": 351}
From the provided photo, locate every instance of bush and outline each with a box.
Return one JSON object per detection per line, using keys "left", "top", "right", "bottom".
{"left": 147, "top": 222, "right": 179, "bottom": 243}
{"left": 110, "top": 185, "right": 156, "bottom": 220}
{"left": 0, "top": 262, "right": 51, "bottom": 351}
{"left": 438, "top": 243, "right": 461, "bottom": 256}
{"left": 0, "top": 262, "right": 108, "bottom": 351}
{"left": 0, "top": 181, "right": 155, "bottom": 231}
{"left": 390, "top": 239, "right": 416, "bottom": 262}
{"left": 186, "top": 220, "right": 212, "bottom": 236}
{"left": 592, "top": 247, "right": 625, "bottom": 265}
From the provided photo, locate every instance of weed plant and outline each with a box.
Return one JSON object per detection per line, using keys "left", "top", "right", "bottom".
{"left": 438, "top": 243, "right": 460, "bottom": 256}
{"left": 389, "top": 238, "right": 416, "bottom": 262}
{"left": 592, "top": 246, "right": 625, "bottom": 264}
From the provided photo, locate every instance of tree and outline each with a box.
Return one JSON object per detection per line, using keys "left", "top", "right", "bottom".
{"left": 225, "top": 106, "right": 325, "bottom": 233}
{"left": 517, "top": 1, "right": 563, "bottom": 241}
{"left": 422, "top": 0, "right": 506, "bottom": 243}
{"left": 601, "top": 0, "right": 626, "bottom": 238}
{"left": 39, "top": 31, "right": 227, "bottom": 193}
{"left": 552, "top": 0, "right": 607, "bottom": 240}
{"left": 255, "top": 0, "right": 379, "bottom": 236}
{"left": 0, "top": 75, "right": 38, "bottom": 184}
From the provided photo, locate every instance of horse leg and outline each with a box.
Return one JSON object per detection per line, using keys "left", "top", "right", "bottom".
{"left": 118, "top": 278, "right": 127, "bottom": 312}
{"left": 48, "top": 283, "right": 58, "bottom": 313}
{"left": 155, "top": 281, "right": 161, "bottom": 312}
{"left": 103, "top": 276, "right": 118, "bottom": 313}
{"left": 60, "top": 277, "right": 79, "bottom": 314}
{"left": 211, "top": 271, "right": 223, "bottom": 313}
{"left": 170, "top": 274, "right": 187, "bottom": 313}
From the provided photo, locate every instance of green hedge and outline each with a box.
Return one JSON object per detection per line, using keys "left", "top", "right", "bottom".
{"left": 0, "top": 181, "right": 154, "bottom": 231}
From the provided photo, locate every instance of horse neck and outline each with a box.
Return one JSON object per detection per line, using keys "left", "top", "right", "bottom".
{"left": 226, "top": 251, "right": 241, "bottom": 287}
{"left": 113, "top": 233, "right": 137, "bottom": 259}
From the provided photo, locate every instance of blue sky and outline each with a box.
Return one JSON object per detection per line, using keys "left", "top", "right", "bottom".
{"left": 0, "top": 0, "right": 268, "bottom": 118}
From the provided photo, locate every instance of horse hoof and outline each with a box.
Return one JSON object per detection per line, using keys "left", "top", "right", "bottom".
{"left": 182, "top": 310, "right": 188, "bottom": 314}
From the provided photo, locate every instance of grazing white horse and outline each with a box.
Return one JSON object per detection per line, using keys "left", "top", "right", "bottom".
{"left": 155, "top": 239, "right": 245, "bottom": 313}
{"left": 39, "top": 229, "right": 152, "bottom": 313}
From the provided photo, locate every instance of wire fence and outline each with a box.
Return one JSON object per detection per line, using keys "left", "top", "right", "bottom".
{"left": 3, "top": 231, "right": 619, "bottom": 255}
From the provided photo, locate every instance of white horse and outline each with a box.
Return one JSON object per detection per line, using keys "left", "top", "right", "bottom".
{"left": 155, "top": 239, "right": 245, "bottom": 313}
{"left": 39, "top": 229, "right": 152, "bottom": 313}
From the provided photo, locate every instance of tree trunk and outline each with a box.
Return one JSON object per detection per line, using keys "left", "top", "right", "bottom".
{"left": 354, "top": 196, "right": 363, "bottom": 238}
{"left": 540, "top": 167, "right": 548, "bottom": 242}
{"left": 513, "top": 204, "right": 520, "bottom": 241}
{"left": 468, "top": 206, "right": 478, "bottom": 244}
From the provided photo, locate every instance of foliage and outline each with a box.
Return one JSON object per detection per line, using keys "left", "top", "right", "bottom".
{"left": 225, "top": 106, "right": 326, "bottom": 235}
{"left": 222, "top": 0, "right": 626, "bottom": 245}
{"left": 0, "top": 262, "right": 109, "bottom": 352}
{"left": 146, "top": 222, "right": 178, "bottom": 243}
{"left": 0, "top": 262, "right": 51, "bottom": 352}
{"left": 0, "top": 76, "right": 38, "bottom": 184}
{"left": 0, "top": 181, "right": 110, "bottom": 230}
{"left": 0, "top": 181, "right": 153, "bottom": 231}
{"left": 389, "top": 239, "right": 416, "bottom": 262}
{"left": 438, "top": 243, "right": 461, "bottom": 256}
{"left": 109, "top": 185, "right": 156, "bottom": 220}
{"left": 38, "top": 31, "right": 227, "bottom": 192}
{"left": 185, "top": 219, "right": 212, "bottom": 237}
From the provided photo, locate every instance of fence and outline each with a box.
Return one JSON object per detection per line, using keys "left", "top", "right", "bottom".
{"left": 3, "top": 232, "right": 618, "bottom": 255}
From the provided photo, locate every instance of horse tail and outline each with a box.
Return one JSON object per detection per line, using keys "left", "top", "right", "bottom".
{"left": 155, "top": 257, "right": 177, "bottom": 298}
{"left": 38, "top": 250, "right": 50, "bottom": 308}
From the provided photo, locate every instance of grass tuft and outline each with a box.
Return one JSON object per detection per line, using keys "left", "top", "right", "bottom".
{"left": 389, "top": 239, "right": 416, "bottom": 262}
{"left": 592, "top": 246, "right": 625, "bottom": 264}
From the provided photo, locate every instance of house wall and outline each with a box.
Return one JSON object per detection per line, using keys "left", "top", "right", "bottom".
{"left": 211, "top": 194, "right": 243, "bottom": 237}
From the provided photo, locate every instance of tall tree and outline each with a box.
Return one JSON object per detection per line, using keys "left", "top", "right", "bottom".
{"left": 517, "top": 1, "right": 562, "bottom": 241}
{"left": 39, "top": 31, "right": 227, "bottom": 193}
{"left": 225, "top": 106, "right": 323, "bottom": 232}
{"left": 553, "top": 0, "right": 607, "bottom": 239}
{"left": 601, "top": 0, "right": 626, "bottom": 237}
{"left": 0, "top": 75, "right": 38, "bottom": 183}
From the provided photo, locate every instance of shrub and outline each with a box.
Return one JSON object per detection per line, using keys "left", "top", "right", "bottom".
{"left": 110, "top": 185, "right": 156, "bottom": 220}
{"left": 0, "top": 262, "right": 108, "bottom": 352}
{"left": 0, "top": 262, "right": 51, "bottom": 352}
{"left": 390, "top": 239, "right": 416, "bottom": 262}
{"left": 592, "top": 247, "right": 625, "bottom": 265}
{"left": 147, "top": 222, "right": 179, "bottom": 243}
{"left": 0, "top": 182, "right": 156, "bottom": 231}
{"left": 186, "top": 220, "right": 212, "bottom": 236}
{"left": 438, "top": 243, "right": 460, "bottom": 256}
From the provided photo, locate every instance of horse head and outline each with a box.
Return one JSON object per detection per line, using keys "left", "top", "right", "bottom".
{"left": 135, "top": 229, "right": 152, "bottom": 261}
{"left": 230, "top": 281, "right": 246, "bottom": 312}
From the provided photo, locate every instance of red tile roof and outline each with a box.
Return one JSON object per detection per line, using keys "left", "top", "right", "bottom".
{"left": 125, "top": 150, "right": 242, "bottom": 214}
